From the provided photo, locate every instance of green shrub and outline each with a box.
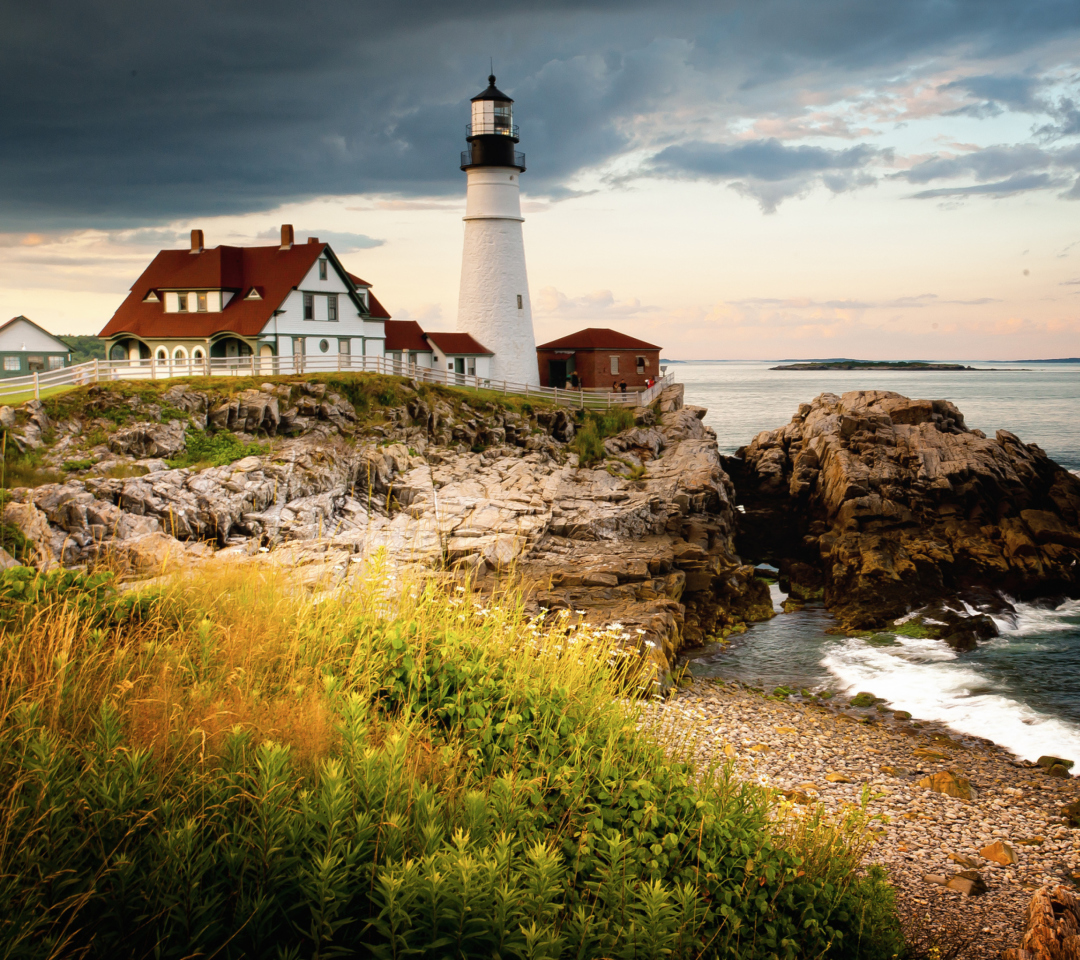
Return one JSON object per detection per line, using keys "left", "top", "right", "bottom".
{"left": 61, "top": 458, "right": 94, "bottom": 472}
{"left": 166, "top": 429, "right": 266, "bottom": 469}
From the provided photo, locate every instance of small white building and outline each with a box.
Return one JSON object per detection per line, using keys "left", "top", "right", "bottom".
{"left": 100, "top": 226, "right": 389, "bottom": 366}
{"left": 0, "top": 316, "right": 72, "bottom": 379}
{"left": 383, "top": 321, "right": 493, "bottom": 379}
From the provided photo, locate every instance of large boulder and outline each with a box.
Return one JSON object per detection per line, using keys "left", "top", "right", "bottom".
{"left": 110, "top": 420, "right": 187, "bottom": 459}
{"left": 727, "top": 391, "right": 1080, "bottom": 629}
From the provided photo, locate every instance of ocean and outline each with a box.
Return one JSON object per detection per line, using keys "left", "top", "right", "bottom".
{"left": 675, "top": 360, "right": 1080, "bottom": 762}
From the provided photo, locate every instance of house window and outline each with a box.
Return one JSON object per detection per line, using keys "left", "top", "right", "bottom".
{"left": 48, "top": 356, "right": 64, "bottom": 369}
{"left": 467, "top": 359, "right": 476, "bottom": 376}
{"left": 192, "top": 347, "right": 205, "bottom": 360}
{"left": 3, "top": 357, "right": 19, "bottom": 371}
{"left": 27, "top": 356, "right": 44, "bottom": 371}
{"left": 197, "top": 292, "right": 207, "bottom": 312}
{"left": 319, "top": 339, "right": 330, "bottom": 353}
{"left": 293, "top": 337, "right": 305, "bottom": 357}
{"left": 516, "top": 294, "right": 523, "bottom": 309}
{"left": 327, "top": 294, "right": 338, "bottom": 321}
{"left": 177, "top": 293, "right": 188, "bottom": 312}
{"left": 155, "top": 348, "right": 168, "bottom": 361}
{"left": 636, "top": 356, "right": 646, "bottom": 374}
{"left": 610, "top": 356, "right": 619, "bottom": 375}
{"left": 339, "top": 339, "right": 350, "bottom": 355}
{"left": 303, "top": 293, "right": 314, "bottom": 320}
{"left": 319, "top": 259, "right": 327, "bottom": 281}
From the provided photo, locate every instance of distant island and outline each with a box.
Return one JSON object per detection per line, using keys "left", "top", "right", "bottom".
{"left": 772, "top": 360, "right": 984, "bottom": 371}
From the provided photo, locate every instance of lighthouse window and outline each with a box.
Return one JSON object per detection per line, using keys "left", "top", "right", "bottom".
{"left": 610, "top": 356, "right": 619, "bottom": 375}
{"left": 494, "top": 103, "right": 512, "bottom": 133}
{"left": 516, "top": 295, "right": 523, "bottom": 310}
{"left": 303, "top": 293, "right": 314, "bottom": 320}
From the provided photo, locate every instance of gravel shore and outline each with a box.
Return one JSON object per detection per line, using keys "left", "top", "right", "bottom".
{"left": 646, "top": 679, "right": 1080, "bottom": 958}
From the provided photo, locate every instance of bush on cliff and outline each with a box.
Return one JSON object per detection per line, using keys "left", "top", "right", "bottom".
{"left": 0, "top": 562, "right": 902, "bottom": 959}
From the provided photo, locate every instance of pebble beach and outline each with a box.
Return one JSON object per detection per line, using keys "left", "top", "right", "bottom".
{"left": 646, "top": 679, "right": 1080, "bottom": 958}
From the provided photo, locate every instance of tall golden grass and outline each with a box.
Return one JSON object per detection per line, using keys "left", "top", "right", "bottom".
{"left": 0, "top": 558, "right": 903, "bottom": 958}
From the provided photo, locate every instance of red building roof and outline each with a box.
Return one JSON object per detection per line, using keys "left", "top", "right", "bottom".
{"left": 100, "top": 241, "right": 390, "bottom": 339}
{"left": 384, "top": 320, "right": 431, "bottom": 353}
{"left": 535, "top": 327, "right": 660, "bottom": 351}
{"left": 424, "top": 331, "right": 493, "bottom": 356}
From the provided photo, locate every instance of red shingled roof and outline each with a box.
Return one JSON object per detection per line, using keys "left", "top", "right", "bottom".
{"left": 384, "top": 320, "right": 431, "bottom": 353}
{"left": 424, "top": 331, "right": 493, "bottom": 356}
{"left": 535, "top": 327, "right": 660, "bottom": 351}
{"left": 100, "top": 243, "right": 390, "bottom": 339}
{"left": 346, "top": 273, "right": 391, "bottom": 319}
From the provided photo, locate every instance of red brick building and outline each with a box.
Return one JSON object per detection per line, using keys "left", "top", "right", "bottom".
{"left": 535, "top": 328, "right": 661, "bottom": 390}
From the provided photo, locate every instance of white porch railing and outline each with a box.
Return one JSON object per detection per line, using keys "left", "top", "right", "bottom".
{"left": 0, "top": 355, "right": 675, "bottom": 411}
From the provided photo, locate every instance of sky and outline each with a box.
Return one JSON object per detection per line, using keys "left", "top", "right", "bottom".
{"left": 1, "top": 0, "right": 1079, "bottom": 360}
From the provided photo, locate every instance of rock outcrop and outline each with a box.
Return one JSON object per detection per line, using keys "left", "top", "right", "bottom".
{"left": 1, "top": 378, "right": 772, "bottom": 676}
{"left": 726, "top": 390, "right": 1080, "bottom": 630}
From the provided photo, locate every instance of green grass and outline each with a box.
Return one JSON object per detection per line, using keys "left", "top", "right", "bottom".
{"left": 0, "top": 561, "right": 903, "bottom": 959}
{"left": 0, "top": 384, "right": 76, "bottom": 407}
{"left": 572, "top": 407, "right": 637, "bottom": 466}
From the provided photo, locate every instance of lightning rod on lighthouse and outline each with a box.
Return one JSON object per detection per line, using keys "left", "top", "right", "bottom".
{"left": 456, "top": 75, "right": 539, "bottom": 386}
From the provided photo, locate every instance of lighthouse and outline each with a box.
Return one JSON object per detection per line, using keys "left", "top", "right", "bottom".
{"left": 456, "top": 75, "right": 539, "bottom": 386}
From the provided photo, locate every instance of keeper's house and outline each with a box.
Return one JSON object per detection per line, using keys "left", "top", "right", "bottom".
{"left": 0, "top": 316, "right": 72, "bottom": 379}
{"left": 535, "top": 328, "right": 660, "bottom": 390}
{"left": 99, "top": 226, "right": 389, "bottom": 365}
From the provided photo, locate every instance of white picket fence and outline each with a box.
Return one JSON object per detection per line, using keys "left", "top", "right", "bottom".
{"left": 0, "top": 354, "right": 675, "bottom": 411}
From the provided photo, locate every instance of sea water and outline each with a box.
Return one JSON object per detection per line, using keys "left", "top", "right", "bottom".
{"left": 676, "top": 360, "right": 1080, "bottom": 761}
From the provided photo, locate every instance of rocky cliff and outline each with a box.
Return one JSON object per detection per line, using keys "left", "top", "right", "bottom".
{"left": 726, "top": 390, "right": 1080, "bottom": 632}
{"left": 1, "top": 376, "right": 771, "bottom": 677}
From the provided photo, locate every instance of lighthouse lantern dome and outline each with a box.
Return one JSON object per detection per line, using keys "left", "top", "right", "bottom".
{"left": 469, "top": 75, "right": 516, "bottom": 138}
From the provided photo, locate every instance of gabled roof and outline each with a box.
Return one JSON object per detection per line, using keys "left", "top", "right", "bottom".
{"left": 384, "top": 320, "right": 431, "bottom": 353}
{"left": 345, "top": 273, "right": 391, "bottom": 319}
{"left": 100, "top": 242, "right": 390, "bottom": 339}
{"left": 0, "top": 315, "right": 71, "bottom": 352}
{"left": 535, "top": 327, "right": 661, "bottom": 351}
{"left": 424, "top": 331, "right": 493, "bottom": 356}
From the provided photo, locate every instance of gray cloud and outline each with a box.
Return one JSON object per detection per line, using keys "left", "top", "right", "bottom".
{"left": 1, "top": 0, "right": 1079, "bottom": 228}
{"left": 649, "top": 139, "right": 884, "bottom": 211}
{"left": 255, "top": 228, "right": 383, "bottom": 252}
{"left": 909, "top": 172, "right": 1059, "bottom": 199}
{"left": 942, "top": 73, "right": 1045, "bottom": 117}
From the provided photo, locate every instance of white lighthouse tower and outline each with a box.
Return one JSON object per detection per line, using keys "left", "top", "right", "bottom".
{"left": 456, "top": 75, "right": 539, "bottom": 385}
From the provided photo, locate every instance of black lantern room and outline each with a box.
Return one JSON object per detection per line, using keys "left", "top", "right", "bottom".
{"left": 460, "top": 75, "right": 526, "bottom": 172}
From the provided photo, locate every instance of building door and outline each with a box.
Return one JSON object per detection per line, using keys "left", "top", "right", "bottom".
{"left": 548, "top": 359, "right": 567, "bottom": 387}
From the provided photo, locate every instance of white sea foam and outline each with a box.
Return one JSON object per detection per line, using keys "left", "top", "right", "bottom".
{"left": 769, "top": 583, "right": 786, "bottom": 614}
{"left": 821, "top": 599, "right": 1080, "bottom": 762}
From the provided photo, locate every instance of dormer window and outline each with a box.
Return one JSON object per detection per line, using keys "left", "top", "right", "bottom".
{"left": 177, "top": 293, "right": 188, "bottom": 313}
{"left": 319, "top": 259, "right": 327, "bottom": 281}
{"left": 197, "top": 293, "right": 207, "bottom": 313}
{"left": 245, "top": 288, "right": 262, "bottom": 301}
{"left": 143, "top": 290, "right": 159, "bottom": 303}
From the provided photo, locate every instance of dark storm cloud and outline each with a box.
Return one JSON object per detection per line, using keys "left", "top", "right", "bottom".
{"left": 1, "top": 0, "right": 1079, "bottom": 228}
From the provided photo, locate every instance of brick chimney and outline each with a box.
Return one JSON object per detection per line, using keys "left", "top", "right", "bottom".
{"left": 280, "top": 224, "right": 294, "bottom": 250}
{"left": 190, "top": 229, "right": 204, "bottom": 254}
{"left": 307, "top": 237, "right": 319, "bottom": 244}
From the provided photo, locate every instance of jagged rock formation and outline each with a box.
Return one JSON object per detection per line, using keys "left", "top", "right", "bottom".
{"left": 1, "top": 379, "right": 771, "bottom": 674}
{"left": 1004, "top": 885, "right": 1080, "bottom": 960}
{"left": 725, "top": 390, "right": 1080, "bottom": 630}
